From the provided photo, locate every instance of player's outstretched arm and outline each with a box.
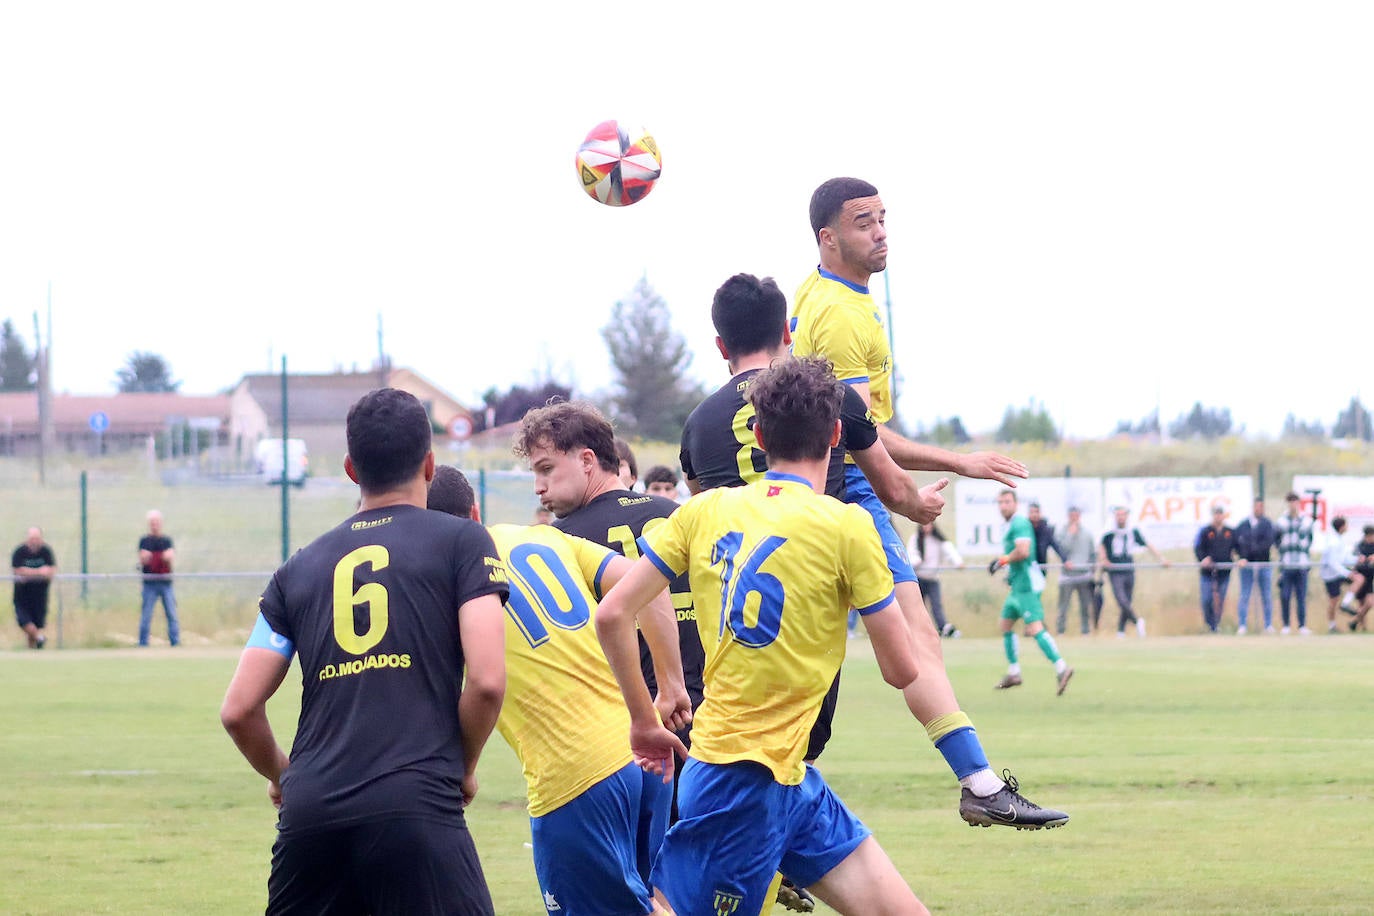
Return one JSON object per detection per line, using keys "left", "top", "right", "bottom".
{"left": 595, "top": 557, "right": 689, "bottom": 780}
{"left": 457, "top": 593, "right": 506, "bottom": 806}
{"left": 859, "top": 600, "right": 920, "bottom": 691}
{"left": 850, "top": 436, "right": 949, "bottom": 525}
{"left": 220, "top": 648, "right": 293, "bottom": 806}
{"left": 876, "top": 424, "right": 1028, "bottom": 486}
{"left": 600, "top": 555, "right": 692, "bottom": 732}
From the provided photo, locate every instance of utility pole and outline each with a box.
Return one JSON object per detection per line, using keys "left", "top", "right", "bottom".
{"left": 32, "top": 310, "right": 45, "bottom": 484}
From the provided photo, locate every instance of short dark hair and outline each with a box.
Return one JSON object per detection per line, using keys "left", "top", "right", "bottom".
{"left": 427, "top": 465, "right": 475, "bottom": 518}
{"left": 643, "top": 465, "right": 679, "bottom": 487}
{"left": 1333, "top": 516, "right": 1346, "bottom": 533}
{"left": 747, "top": 356, "right": 843, "bottom": 462}
{"left": 346, "top": 388, "right": 432, "bottom": 492}
{"left": 1000, "top": 488, "right": 1018, "bottom": 502}
{"left": 614, "top": 438, "right": 638, "bottom": 480}
{"left": 513, "top": 401, "right": 619, "bottom": 473}
{"left": 1363, "top": 524, "right": 1374, "bottom": 537}
{"left": 1286, "top": 491, "right": 1300, "bottom": 502}
{"left": 711, "top": 273, "right": 788, "bottom": 357}
{"left": 809, "top": 177, "right": 879, "bottom": 242}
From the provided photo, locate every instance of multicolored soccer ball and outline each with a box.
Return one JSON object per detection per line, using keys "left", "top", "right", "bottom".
{"left": 575, "top": 120, "right": 662, "bottom": 207}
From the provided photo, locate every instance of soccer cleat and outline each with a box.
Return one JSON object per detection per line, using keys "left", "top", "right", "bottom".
{"left": 1341, "top": 594, "right": 1358, "bottom": 612}
{"left": 1136, "top": 617, "right": 1147, "bottom": 637}
{"left": 994, "top": 673, "right": 1023, "bottom": 690}
{"left": 35, "top": 635, "right": 47, "bottom": 649}
{"left": 1329, "top": 622, "right": 1338, "bottom": 633}
{"left": 1236, "top": 625, "right": 1247, "bottom": 635}
{"left": 959, "top": 769, "right": 1070, "bottom": 831}
{"left": 941, "top": 622, "right": 962, "bottom": 639}
{"left": 1056, "top": 667, "right": 1074, "bottom": 696}
{"left": 776, "top": 878, "right": 815, "bottom": 913}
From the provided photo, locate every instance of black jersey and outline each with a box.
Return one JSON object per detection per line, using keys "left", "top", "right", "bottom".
{"left": 554, "top": 490, "right": 705, "bottom": 710}
{"left": 12, "top": 543, "right": 55, "bottom": 611}
{"left": 680, "top": 368, "right": 878, "bottom": 499}
{"left": 258, "top": 504, "right": 509, "bottom": 833}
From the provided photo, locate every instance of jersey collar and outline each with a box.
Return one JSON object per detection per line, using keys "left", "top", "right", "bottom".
{"left": 763, "top": 471, "right": 811, "bottom": 487}
{"left": 818, "top": 267, "right": 869, "bottom": 295}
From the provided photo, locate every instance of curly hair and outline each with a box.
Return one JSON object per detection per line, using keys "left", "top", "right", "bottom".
{"left": 513, "top": 401, "right": 619, "bottom": 473}
{"left": 746, "top": 356, "right": 844, "bottom": 462}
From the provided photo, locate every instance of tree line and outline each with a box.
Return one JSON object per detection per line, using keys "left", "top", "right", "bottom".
{"left": 1, "top": 320, "right": 180, "bottom": 393}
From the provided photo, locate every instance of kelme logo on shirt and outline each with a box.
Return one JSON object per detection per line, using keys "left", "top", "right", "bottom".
{"left": 712, "top": 890, "right": 743, "bottom": 914}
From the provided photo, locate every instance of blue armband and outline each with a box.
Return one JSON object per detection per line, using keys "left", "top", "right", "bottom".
{"left": 246, "top": 612, "right": 294, "bottom": 659}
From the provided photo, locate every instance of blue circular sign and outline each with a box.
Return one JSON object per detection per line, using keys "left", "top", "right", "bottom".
{"left": 89, "top": 411, "right": 110, "bottom": 433}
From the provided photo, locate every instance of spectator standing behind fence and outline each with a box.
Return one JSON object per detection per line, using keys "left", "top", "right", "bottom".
{"left": 1319, "top": 517, "right": 1359, "bottom": 632}
{"left": 1027, "top": 501, "right": 1053, "bottom": 576}
{"left": 1051, "top": 507, "right": 1096, "bottom": 636}
{"left": 138, "top": 510, "right": 179, "bottom": 647}
{"left": 1274, "top": 492, "right": 1314, "bottom": 635}
{"left": 1098, "top": 507, "right": 1168, "bottom": 637}
{"left": 908, "top": 522, "right": 963, "bottom": 638}
{"left": 1233, "top": 498, "right": 1278, "bottom": 635}
{"left": 13, "top": 527, "right": 56, "bottom": 650}
{"left": 1196, "top": 505, "right": 1243, "bottom": 633}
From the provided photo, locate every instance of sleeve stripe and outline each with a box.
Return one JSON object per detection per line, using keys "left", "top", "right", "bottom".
{"left": 639, "top": 537, "right": 681, "bottom": 580}
{"left": 855, "top": 590, "right": 896, "bottom": 616}
{"left": 593, "top": 552, "right": 614, "bottom": 601}
{"left": 839, "top": 376, "right": 870, "bottom": 385}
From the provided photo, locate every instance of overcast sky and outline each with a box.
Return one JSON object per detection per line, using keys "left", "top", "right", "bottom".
{"left": 2, "top": 1, "right": 1370, "bottom": 438}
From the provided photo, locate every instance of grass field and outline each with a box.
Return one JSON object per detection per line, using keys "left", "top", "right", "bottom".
{"left": 3, "top": 636, "right": 1371, "bottom": 914}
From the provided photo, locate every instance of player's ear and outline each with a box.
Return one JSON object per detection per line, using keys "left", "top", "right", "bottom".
{"left": 469, "top": 504, "right": 482, "bottom": 524}
{"left": 818, "top": 225, "right": 835, "bottom": 250}
{"left": 581, "top": 448, "right": 598, "bottom": 474}
{"left": 344, "top": 455, "right": 359, "bottom": 484}
{"left": 753, "top": 421, "right": 767, "bottom": 452}
{"left": 422, "top": 451, "right": 436, "bottom": 483}
{"left": 829, "top": 418, "right": 841, "bottom": 448}
{"left": 715, "top": 336, "right": 729, "bottom": 361}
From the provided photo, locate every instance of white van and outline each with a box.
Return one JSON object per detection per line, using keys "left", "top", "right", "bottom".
{"left": 255, "top": 438, "right": 309, "bottom": 487}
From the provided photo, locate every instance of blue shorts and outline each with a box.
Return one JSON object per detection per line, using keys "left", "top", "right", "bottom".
{"left": 844, "top": 465, "right": 918, "bottom": 585}
{"left": 653, "top": 758, "right": 871, "bottom": 916}
{"left": 529, "top": 762, "right": 670, "bottom": 916}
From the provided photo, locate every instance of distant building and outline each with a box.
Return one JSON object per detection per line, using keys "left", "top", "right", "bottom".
{"left": 0, "top": 391, "right": 229, "bottom": 457}
{"left": 229, "top": 367, "right": 475, "bottom": 476}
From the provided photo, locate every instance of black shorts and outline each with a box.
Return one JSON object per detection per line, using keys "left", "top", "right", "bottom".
{"left": 804, "top": 670, "right": 843, "bottom": 762}
{"left": 268, "top": 817, "right": 494, "bottom": 916}
{"left": 1325, "top": 577, "right": 1352, "bottom": 598}
{"left": 14, "top": 598, "right": 47, "bottom": 629}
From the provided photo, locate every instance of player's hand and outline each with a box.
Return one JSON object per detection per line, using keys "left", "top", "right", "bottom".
{"left": 958, "top": 451, "right": 1029, "bottom": 487}
{"left": 460, "top": 772, "right": 479, "bottom": 808}
{"left": 914, "top": 478, "right": 950, "bottom": 525}
{"left": 988, "top": 557, "right": 1004, "bottom": 576}
{"left": 630, "top": 721, "right": 689, "bottom": 785}
{"left": 653, "top": 684, "right": 694, "bottom": 734}
{"left": 268, "top": 779, "right": 283, "bottom": 810}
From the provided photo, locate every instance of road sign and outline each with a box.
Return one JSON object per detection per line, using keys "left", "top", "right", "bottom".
{"left": 89, "top": 411, "right": 110, "bottom": 433}
{"left": 449, "top": 416, "right": 474, "bottom": 440}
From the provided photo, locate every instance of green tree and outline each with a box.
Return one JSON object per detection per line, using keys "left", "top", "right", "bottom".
{"left": 1114, "top": 410, "right": 1161, "bottom": 437}
{"left": 1281, "top": 413, "right": 1326, "bottom": 440}
{"left": 1167, "top": 402, "right": 1233, "bottom": 439}
{"left": 0, "top": 319, "right": 36, "bottom": 391}
{"left": 996, "top": 401, "right": 1059, "bottom": 443}
{"left": 600, "top": 276, "right": 706, "bottom": 442}
{"left": 116, "top": 352, "right": 181, "bottom": 393}
{"left": 927, "top": 416, "right": 971, "bottom": 446}
{"left": 1332, "top": 397, "right": 1372, "bottom": 441}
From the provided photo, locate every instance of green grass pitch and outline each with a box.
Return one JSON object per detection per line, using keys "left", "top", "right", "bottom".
{"left": 2, "top": 635, "right": 1371, "bottom": 914}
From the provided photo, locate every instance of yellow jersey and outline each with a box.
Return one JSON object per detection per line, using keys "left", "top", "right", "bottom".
{"left": 488, "top": 523, "right": 632, "bottom": 817}
{"left": 640, "top": 473, "right": 895, "bottom": 785}
{"left": 791, "top": 268, "right": 894, "bottom": 428}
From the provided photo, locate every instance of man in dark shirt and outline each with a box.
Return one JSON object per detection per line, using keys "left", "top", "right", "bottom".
{"left": 1234, "top": 497, "right": 1278, "bottom": 634}
{"left": 220, "top": 388, "right": 508, "bottom": 916}
{"left": 1027, "top": 501, "right": 1054, "bottom": 575}
{"left": 12, "top": 527, "right": 56, "bottom": 649}
{"left": 1195, "top": 504, "right": 1244, "bottom": 632}
{"left": 137, "top": 510, "right": 179, "bottom": 647}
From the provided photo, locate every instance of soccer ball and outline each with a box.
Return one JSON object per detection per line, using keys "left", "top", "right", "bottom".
{"left": 574, "top": 120, "right": 662, "bottom": 207}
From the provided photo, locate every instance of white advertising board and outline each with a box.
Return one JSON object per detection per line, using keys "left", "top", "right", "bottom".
{"left": 1101, "top": 476, "right": 1254, "bottom": 551}
{"left": 1290, "top": 475, "right": 1374, "bottom": 533}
